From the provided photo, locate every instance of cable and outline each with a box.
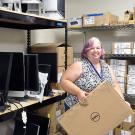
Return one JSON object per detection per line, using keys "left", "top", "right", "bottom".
{"left": 8, "top": 99, "right": 25, "bottom": 111}
{"left": 7, "top": 101, "right": 19, "bottom": 119}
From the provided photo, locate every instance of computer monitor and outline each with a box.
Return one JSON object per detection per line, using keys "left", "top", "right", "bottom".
{"left": 36, "top": 53, "right": 58, "bottom": 83}
{"left": 0, "top": 52, "right": 13, "bottom": 109}
{"left": 8, "top": 52, "right": 25, "bottom": 98}
{"left": 24, "top": 54, "right": 39, "bottom": 92}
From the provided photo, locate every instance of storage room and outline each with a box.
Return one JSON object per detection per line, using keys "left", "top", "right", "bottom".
{"left": 0, "top": 0, "right": 135, "bottom": 135}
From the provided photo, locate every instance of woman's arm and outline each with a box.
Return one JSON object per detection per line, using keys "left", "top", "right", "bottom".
{"left": 60, "top": 61, "right": 89, "bottom": 100}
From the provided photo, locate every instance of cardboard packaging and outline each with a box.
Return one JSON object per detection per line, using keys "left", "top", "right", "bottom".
{"left": 31, "top": 43, "right": 74, "bottom": 66}
{"left": 83, "top": 12, "right": 118, "bottom": 27}
{"left": 59, "top": 81, "right": 133, "bottom": 135}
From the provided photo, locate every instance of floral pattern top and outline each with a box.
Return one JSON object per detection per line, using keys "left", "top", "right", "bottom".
{"left": 64, "top": 58, "right": 113, "bottom": 108}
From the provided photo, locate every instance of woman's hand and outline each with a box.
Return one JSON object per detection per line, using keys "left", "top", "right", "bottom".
{"left": 125, "top": 101, "right": 131, "bottom": 107}
{"left": 77, "top": 90, "right": 89, "bottom": 101}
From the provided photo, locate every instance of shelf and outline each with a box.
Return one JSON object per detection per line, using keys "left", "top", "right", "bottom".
{"left": 0, "top": 8, "right": 67, "bottom": 30}
{"left": 0, "top": 91, "right": 67, "bottom": 122}
{"left": 105, "top": 54, "right": 135, "bottom": 60}
{"left": 68, "top": 24, "right": 135, "bottom": 32}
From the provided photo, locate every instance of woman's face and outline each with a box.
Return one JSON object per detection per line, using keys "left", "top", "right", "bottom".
{"left": 86, "top": 42, "right": 102, "bottom": 62}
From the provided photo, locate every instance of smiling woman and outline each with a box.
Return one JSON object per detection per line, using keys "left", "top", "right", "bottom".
{"left": 60, "top": 36, "right": 126, "bottom": 111}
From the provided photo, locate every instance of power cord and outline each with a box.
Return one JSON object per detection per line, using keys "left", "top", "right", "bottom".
{"left": 7, "top": 101, "right": 19, "bottom": 119}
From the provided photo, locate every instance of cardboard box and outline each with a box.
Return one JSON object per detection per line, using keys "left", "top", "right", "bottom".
{"left": 83, "top": 12, "right": 118, "bottom": 27}
{"left": 59, "top": 81, "right": 133, "bottom": 135}
{"left": 124, "top": 11, "right": 134, "bottom": 25}
{"left": 31, "top": 43, "right": 74, "bottom": 66}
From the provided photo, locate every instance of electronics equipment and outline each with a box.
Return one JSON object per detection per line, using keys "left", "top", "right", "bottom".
{"left": 14, "top": 113, "right": 51, "bottom": 135}
{"left": 13, "top": 120, "right": 40, "bottom": 135}
{"left": 35, "top": 53, "right": 57, "bottom": 96}
{"left": 37, "top": 53, "right": 58, "bottom": 83}
{"left": 25, "top": 54, "right": 39, "bottom": 93}
{"left": 45, "top": 0, "right": 65, "bottom": 18}
{"left": 27, "top": 113, "right": 50, "bottom": 135}
{"left": 0, "top": 52, "right": 13, "bottom": 111}
{"left": 8, "top": 52, "right": 25, "bottom": 98}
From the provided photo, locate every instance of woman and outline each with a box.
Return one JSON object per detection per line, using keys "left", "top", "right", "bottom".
{"left": 60, "top": 37, "right": 125, "bottom": 110}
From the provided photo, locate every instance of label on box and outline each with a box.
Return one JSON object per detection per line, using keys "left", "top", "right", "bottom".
{"left": 84, "top": 16, "right": 94, "bottom": 25}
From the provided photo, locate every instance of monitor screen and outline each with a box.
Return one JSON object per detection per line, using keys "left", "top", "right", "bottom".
{"left": 36, "top": 53, "right": 57, "bottom": 83}
{"left": 25, "top": 54, "right": 39, "bottom": 92}
{"left": 8, "top": 52, "right": 25, "bottom": 98}
{"left": 0, "top": 52, "right": 13, "bottom": 105}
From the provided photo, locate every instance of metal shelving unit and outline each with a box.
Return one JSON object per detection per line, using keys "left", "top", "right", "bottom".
{"left": 69, "top": 24, "right": 135, "bottom": 106}
{"left": 68, "top": 24, "right": 135, "bottom": 32}
{"left": 0, "top": 8, "right": 68, "bottom": 121}
{"left": 105, "top": 54, "right": 135, "bottom": 60}
{"left": 0, "top": 8, "right": 68, "bottom": 68}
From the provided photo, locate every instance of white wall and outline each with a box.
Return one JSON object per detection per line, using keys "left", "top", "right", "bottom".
{"left": 0, "top": 28, "right": 65, "bottom": 52}
{"left": 65, "top": 0, "right": 135, "bottom": 54}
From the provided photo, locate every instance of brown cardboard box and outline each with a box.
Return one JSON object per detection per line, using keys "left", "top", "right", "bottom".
{"left": 59, "top": 81, "right": 133, "bottom": 135}
{"left": 58, "top": 66, "right": 65, "bottom": 73}
{"left": 36, "top": 101, "right": 66, "bottom": 135}
{"left": 83, "top": 12, "right": 118, "bottom": 27}
{"left": 31, "top": 43, "right": 74, "bottom": 66}
{"left": 124, "top": 10, "right": 134, "bottom": 24}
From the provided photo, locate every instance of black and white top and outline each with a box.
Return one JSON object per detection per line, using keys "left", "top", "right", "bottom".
{"left": 65, "top": 58, "right": 113, "bottom": 108}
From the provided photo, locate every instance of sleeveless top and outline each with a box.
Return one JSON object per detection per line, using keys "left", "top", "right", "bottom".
{"left": 64, "top": 58, "right": 113, "bottom": 108}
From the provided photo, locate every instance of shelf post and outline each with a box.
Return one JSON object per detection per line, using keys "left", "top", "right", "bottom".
{"left": 65, "top": 24, "right": 68, "bottom": 70}
{"left": 27, "top": 29, "right": 31, "bottom": 53}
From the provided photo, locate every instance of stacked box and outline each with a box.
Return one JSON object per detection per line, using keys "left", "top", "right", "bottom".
{"left": 31, "top": 43, "right": 74, "bottom": 73}
{"left": 112, "top": 42, "right": 133, "bottom": 54}
{"left": 127, "top": 65, "right": 135, "bottom": 94}
{"left": 131, "top": 43, "right": 135, "bottom": 54}
{"left": 35, "top": 101, "right": 65, "bottom": 135}
{"left": 109, "top": 59, "right": 127, "bottom": 93}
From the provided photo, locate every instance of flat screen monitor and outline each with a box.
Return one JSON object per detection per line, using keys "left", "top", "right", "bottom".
{"left": 24, "top": 54, "right": 39, "bottom": 92}
{"left": 8, "top": 52, "right": 25, "bottom": 98}
{"left": 0, "top": 52, "right": 13, "bottom": 106}
{"left": 36, "top": 53, "right": 57, "bottom": 83}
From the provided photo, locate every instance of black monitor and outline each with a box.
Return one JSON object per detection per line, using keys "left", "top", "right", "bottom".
{"left": 0, "top": 52, "right": 13, "bottom": 110}
{"left": 36, "top": 53, "right": 58, "bottom": 83}
{"left": 8, "top": 52, "right": 25, "bottom": 98}
{"left": 24, "top": 54, "right": 39, "bottom": 92}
